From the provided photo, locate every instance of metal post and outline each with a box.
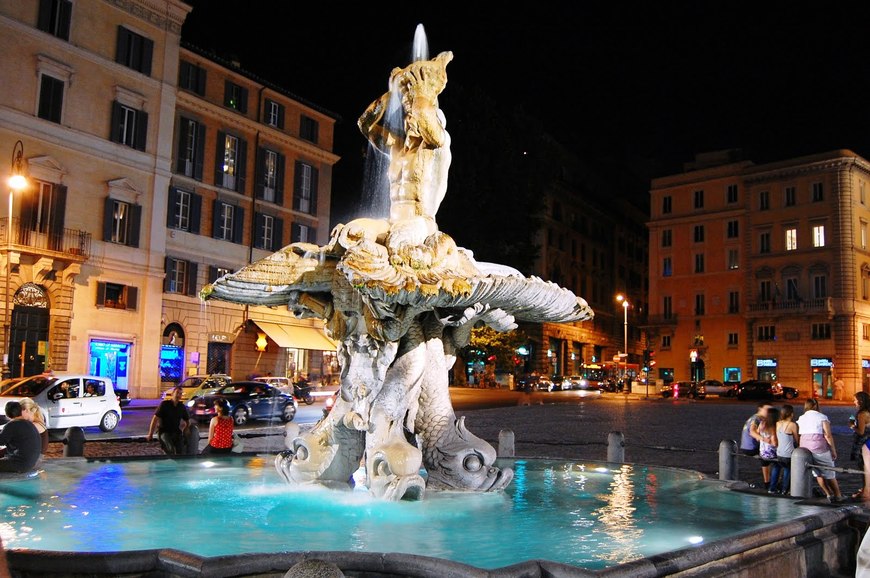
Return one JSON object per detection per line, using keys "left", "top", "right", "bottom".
{"left": 719, "top": 439, "right": 738, "bottom": 481}
{"left": 4, "top": 141, "right": 26, "bottom": 380}
{"left": 607, "top": 431, "right": 625, "bottom": 463}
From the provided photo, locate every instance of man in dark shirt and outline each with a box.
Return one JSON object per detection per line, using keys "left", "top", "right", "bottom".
{"left": 0, "top": 400, "right": 41, "bottom": 473}
{"left": 146, "top": 386, "right": 190, "bottom": 455}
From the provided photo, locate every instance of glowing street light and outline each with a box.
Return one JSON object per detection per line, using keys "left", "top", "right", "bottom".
{"left": 5, "top": 140, "right": 27, "bottom": 378}
{"left": 616, "top": 294, "right": 629, "bottom": 394}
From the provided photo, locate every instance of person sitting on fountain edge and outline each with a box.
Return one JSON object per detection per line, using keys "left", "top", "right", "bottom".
{"left": 147, "top": 386, "right": 191, "bottom": 455}
{"left": 0, "top": 400, "right": 42, "bottom": 474}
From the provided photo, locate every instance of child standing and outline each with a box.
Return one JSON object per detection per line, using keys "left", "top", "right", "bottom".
{"left": 770, "top": 404, "right": 798, "bottom": 495}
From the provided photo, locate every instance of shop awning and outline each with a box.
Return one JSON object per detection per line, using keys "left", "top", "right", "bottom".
{"left": 252, "top": 320, "right": 338, "bottom": 351}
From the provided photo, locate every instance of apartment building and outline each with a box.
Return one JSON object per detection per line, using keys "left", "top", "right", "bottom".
{"left": 648, "top": 149, "right": 870, "bottom": 398}
{"left": 0, "top": 1, "right": 338, "bottom": 398}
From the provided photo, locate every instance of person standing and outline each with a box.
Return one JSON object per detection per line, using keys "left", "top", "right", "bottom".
{"left": 740, "top": 403, "right": 770, "bottom": 487}
{"left": 770, "top": 404, "right": 798, "bottom": 495}
{"left": 201, "top": 399, "right": 234, "bottom": 455}
{"left": 146, "top": 386, "right": 190, "bottom": 455}
{"left": 797, "top": 398, "right": 843, "bottom": 502}
{"left": 0, "top": 401, "right": 42, "bottom": 474}
{"left": 18, "top": 398, "right": 48, "bottom": 455}
{"left": 754, "top": 406, "right": 779, "bottom": 492}
{"left": 849, "top": 391, "right": 870, "bottom": 499}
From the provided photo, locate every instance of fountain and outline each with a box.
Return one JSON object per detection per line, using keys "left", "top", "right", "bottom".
{"left": 201, "top": 26, "right": 593, "bottom": 501}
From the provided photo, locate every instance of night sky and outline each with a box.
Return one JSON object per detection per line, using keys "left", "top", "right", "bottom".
{"left": 180, "top": 2, "right": 870, "bottom": 218}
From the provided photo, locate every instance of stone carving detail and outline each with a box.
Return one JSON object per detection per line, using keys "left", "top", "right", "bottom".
{"left": 202, "top": 46, "right": 594, "bottom": 501}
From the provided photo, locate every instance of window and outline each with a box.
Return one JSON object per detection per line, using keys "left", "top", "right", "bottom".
{"left": 759, "top": 191, "right": 769, "bottom": 210}
{"left": 663, "top": 296, "right": 672, "bottom": 319}
{"left": 115, "top": 26, "right": 153, "bottom": 75}
{"left": 110, "top": 101, "right": 148, "bottom": 151}
{"left": 862, "top": 181, "right": 867, "bottom": 206}
{"left": 811, "top": 323, "right": 831, "bottom": 340}
{"left": 37, "top": 0, "right": 72, "bottom": 40}
{"left": 224, "top": 81, "right": 248, "bottom": 113}
{"left": 727, "top": 248, "right": 739, "bottom": 270}
{"left": 661, "top": 335, "right": 672, "bottom": 349}
{"left": 178, "top": 60, "right": 206, "bottom": 96}
{"left": 208, "top": 265, "right": 232, "bottom": 284}
{"left": 21, "top": 180, "right": 67, "bottom": 251}
{"left": 176, "top": 117, "right": 205, "bottom": 179}
{"left": 862, "top": 220, "right": 868, "bottom": 250}
{"left": 728, "top": 333, "right": 738, "bottom": 346}
{"left": 96, "top": 282, "right": 138, "bottom": 311}
{"left": 864, "top": 273, "right": 869, "bottom": 301}
{"left": 102, "top": 198, "right": 141, "bottom": 248}
{"left": 726, "top": 184, "right": 738, "bottom": 204}
{"left": 661, "top": 229, "right": 672, "bottom": 247}
{"left": 864, "top": 323, "right": 870, "bottom": 341}
{"left": 759, "top": 280, "right": 772, "bottom": 301}
{"left": 215, "top": 132, "right": 247, "bottom": 191}
{"left": 38, "top": 74, "right": 64, "bottom": 123}
{"left": 812, "top": 182, "right": 824, "bottom": 202}
{"left": 167, "top": 187, "right": 201, "bottom": 233}
{"left": 662, "top": 257, "right": 672, "bottom": 277}
{"left": 255, "top": 213, "right": 283, "bottom": 251}
{"left": 694, "top": 253, "right": 704, "bottom": 273}
{"left": 693, "top": 189, "right": 704, "bottom": 209}
{"left": 164, "top": 257, "right": 198, "bottom": 296}
{"left": 694, "top": 294, "right": 705, "bottom": 315}
{"left": 662, "top": 195, "right": 672, "bottom": 214}
{"left": 785, "top": 228, "right": 797, "bottom": 251}
{"left": 757, "top": 325, "right": 776, "bottom": 341}
{"left": 786, "top": 278, "right": 799, "bottom": 300}
{"left": 693, "top": 225, "right": 704, "bottom": 243}
{"left": 264, "top": 99, "right": 284, "bottom": 128}
{"left": 291, "top": 222, "right": 314, "bottom": 243}
{"left": 256, "top": 148, "right": 284, "bottom": 203}
{"left": 759, "top": 231, "right": 771, "bottom": 254}
{"left": 212, "top": 201, "right": 243, "bottom": 243}
{"left": 729, "top": 291, "right": 739, "bottom": 314}
{"left": 293, "top": 161, "right": 318, "bottom": 214}
{"left": 300, "top": 115, "right": 319, "bottom": 143}
{"left": 785, "top": 186, "right": 796, "bottom": 206}
{"left": 813, "top": 225, "right": 825, "bottom": 247}
{"left": 813, "top": 275, "right": 827, "bottom": 299}
{"left": 726, "top": 220, "right": 738, "bottom": 239}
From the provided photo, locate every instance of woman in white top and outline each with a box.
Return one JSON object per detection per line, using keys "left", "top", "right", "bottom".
{"left": 796, "top": 398, "right": 842, "bottom": 502}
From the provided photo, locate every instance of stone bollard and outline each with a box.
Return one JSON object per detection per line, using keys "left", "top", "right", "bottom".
{"left": 719, "top": 439, "right": 738, "bottom": 481}
{"left": 607, "top": 431, "right": 625, "bottom": 463}
{"left": 284, "top": 423, "right": 300, "bottom": 450}
{"left": 498, "top": 429, "right": 515, "bottom": 457}
{"left": 184, "top": 424, "right": 199, "bottom": 455}
{"left": 63, "top": 426, "right": 85, "bottom": 457}
{"left": 790, "top": 447, "right": 814, "bottom": 498}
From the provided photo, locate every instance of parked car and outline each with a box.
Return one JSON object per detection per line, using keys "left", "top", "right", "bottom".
{"left": 736, "top": 380, "right": 781, "bottom": 401}
{"left": 177, "top": 374, "right": 233, "bottom": 402}
{"left": 114, "top": 387, "right": 132, "bottom": 407}
{"left": 189, "top": 381, "right": 297, "bottom": 425}
{"left": 0, "top": 374, "right": 122, "bottom": 431}
{"left": 699, "top": 379, "right": 736, "bottom": 397}
{"left": 566, "top": 375, "right": 602, "bottom": 396}
{"left": 516, "top": 374, "right": 554, "bottom": 392}
{"left": 660, "top": 380, "right": 706, "bottom": 399}
{"left": 778, "top": 385, "right": 799, "bottom": 399}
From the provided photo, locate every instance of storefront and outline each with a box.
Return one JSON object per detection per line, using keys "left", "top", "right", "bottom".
{"left": 811, "top": 357, "right": 833, "bottom": 398}
{"left": 88, "top": 339, "right": 131, "bottom": 391}
{"left": 755, "top": 357, "right": 778, "bottom": 382}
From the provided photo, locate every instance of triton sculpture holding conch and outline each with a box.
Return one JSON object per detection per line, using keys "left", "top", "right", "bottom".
{"left": 202, "top": 28, "right": 593, "bottom": 501}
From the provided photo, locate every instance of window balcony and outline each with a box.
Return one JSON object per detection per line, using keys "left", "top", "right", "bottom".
{"left": 2, "top": 218, "right": 91, "bottom": 262}
{"left": 747, "top": 297, "right": 833, "bottom": 318}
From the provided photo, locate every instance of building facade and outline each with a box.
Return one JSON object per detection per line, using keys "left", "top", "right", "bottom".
{"left": 648, "top": 149, "right": 870, "bottom": 398}
{"left": 0, "top": 1, "right": 338, "bottom": 398}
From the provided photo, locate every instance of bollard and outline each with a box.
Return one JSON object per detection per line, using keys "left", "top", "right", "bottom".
{"left": 184, "top": 424, "right": 199, "bottom": 455}
{"left": 498, "top": 430, "right": 515, "bottom": 457}
{"left": 62, "top": 426, "right": 85, "bottom": 457}
{"left": 791, "top": 447, "right": 814, "bottom": 498}
{"left": 719, "top": 439, "right": 738, "bottom": 481}
{"left": 607, "top": 431, "right": 625, "bottom": 463}
{"left": 285, "top": 423, "right": 300, "bottom": 450}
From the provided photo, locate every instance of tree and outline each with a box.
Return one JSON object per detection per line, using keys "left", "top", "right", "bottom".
{"left": 462, "top": 325, "right": 528, "bottom": 373}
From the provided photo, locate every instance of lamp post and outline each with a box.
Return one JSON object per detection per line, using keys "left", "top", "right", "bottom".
{"left": 5, "top": 141, "right": 26, "bottom": 379}
{"left": 616, "top": 294, "right": 629, "bottom": 394}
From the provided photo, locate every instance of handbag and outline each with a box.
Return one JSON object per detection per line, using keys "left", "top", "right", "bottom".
{"left": 231, "top": 432, "right": 244, "bottom": 453}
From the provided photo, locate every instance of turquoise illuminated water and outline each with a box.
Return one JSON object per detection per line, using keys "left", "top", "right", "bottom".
{"left": 0, "top": 456, "right": 826, "bottom": 571}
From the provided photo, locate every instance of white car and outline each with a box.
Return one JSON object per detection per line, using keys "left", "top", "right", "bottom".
{"left": 0, "top": 374, "right": 122, "bottom": 431}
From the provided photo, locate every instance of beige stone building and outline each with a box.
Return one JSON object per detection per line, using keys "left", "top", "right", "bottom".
{"left": 648, "top": 149, "right": 870, "bottom": 399}
{"left": 0, "top": 1, "right": 338, "bottom": 398}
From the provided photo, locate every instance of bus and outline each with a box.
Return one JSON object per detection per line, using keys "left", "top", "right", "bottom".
{"left": 578, "top": 361, "right": 641, "bottom": 392}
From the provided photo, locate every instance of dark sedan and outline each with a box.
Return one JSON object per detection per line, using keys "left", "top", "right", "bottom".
{"left": 188, "top": 381, "right": 297, "bottom": 425}
{"left": 736, "top": 380, "right": 798, "bottom": 401}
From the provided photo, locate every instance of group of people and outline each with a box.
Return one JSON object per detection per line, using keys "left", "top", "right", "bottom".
{"left": 740, "top": 394, "right": 870, "bottom": 502}
{"left": 146, "top": 386, "right": 235, "bottom": 455}
{"left": 0, "top": 397, "right": 48, "bottom": 474}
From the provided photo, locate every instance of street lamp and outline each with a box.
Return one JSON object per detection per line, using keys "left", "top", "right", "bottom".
{"left": 5, "top": 141, "right": 27, "bottom": 378}
{"left": 616, "top": 294, "right": 629, "bottom": 394}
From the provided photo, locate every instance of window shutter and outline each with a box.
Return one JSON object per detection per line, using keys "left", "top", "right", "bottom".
{"left": 277, "top": 104, "right": 285, "bottom": 129}
{"left": 50, "top": 184, "right": 67, "bottom": 251}
{"left": 190, "top": 192, "right": 202, "bottom": 234}
{"left": 233, "top": 206, "right": 244, "bottom": 243}
{"left": 141, "top": 37, "right": 153, "bottom": 76}
{"left": 163, "top": 257, "right": 172, "bottom": 292}
{"left": 167, "top": 187, "right": 178, "bottom": 227}
{"left": 223, "top": 82, "right": 232, "bottom": 107}
{"left": 214, "top": 130, "right": 225, "bottom": 186}
{"left": 126, "top": 286, "right": 138, "bottom": 310}
{"left": 96, "top": 282, "right": 106, "bottom": 306}
{"left": 194, "top": 122, "right": 205, "bottom": 180}
{"left": 236, "top": 137, "right": 247, "bottom": 193}
{"left": 186, "top": 262, "right": 199, "bottom": 296}
{"left": 274, "top": 217, "right": 284, "bottom": 249}
{"left": 110, "top": 101, "right": 123, "bottom": 143}
{"left": 310, "top": 167, "right": 318, "bottom": 214}
{"left": 175, "top": 118, "right": 189, "bottom": 173}
{"left": 134, "top": 110, "right": 148, "bottom": 151}
{"left": 37, "top": 0, "right": 52, "bottom": 32}
{"left": 254, "top": 213, "right": 265, "bottom": 248}
{"left": 255, "top": 147, "right": 265, "bottom": 199}
{"left": 275, "top": 153, "right": 285, "bottom": 206}
{"left": 291, "top": 223, "right": 301, "bottom": 243}
{"left": 211, "top": 200, "right": 222, "bottom": 238}
{"left": 239, "top": 86, "right": 248, "bottom": 113}
{"left": 293, "top": 160, "right": 302, "bottom": 211}
{"left": 57, "top": 0, "right": 71, "bottom": 40}
{"left": 102, "top": 197, "right": 114, "bottom": 242}
{"left": 196, "top": 67, "right": 206, "bottom": 96}
{"left": 129, "top": 204, "right": 142, "bottom": 248}
{"left": 208, "top": 265, "right": 219, "bottom": 283}
{"left": 115, "top": 26, "right": 128, "bottom": 66}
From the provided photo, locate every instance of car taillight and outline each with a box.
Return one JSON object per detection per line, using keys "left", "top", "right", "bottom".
{"left": 325, "top": 396, "right": 335, "bottom": 410}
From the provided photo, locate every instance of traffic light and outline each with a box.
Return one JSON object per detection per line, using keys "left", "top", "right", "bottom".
{"left": 649, "top": 350, "right": 657, "bottom": 367}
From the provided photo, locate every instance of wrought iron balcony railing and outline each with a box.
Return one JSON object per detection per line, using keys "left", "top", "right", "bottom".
{"left": 1, "top": 218, "right": 91, "bottom": 261}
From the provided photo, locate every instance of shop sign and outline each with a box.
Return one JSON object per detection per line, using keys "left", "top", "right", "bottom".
{"left": 756, "top": 358, "right": 777, "bottom": 367}
{"left": 208, "top": 331, "right": 235, "bottom": 343}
